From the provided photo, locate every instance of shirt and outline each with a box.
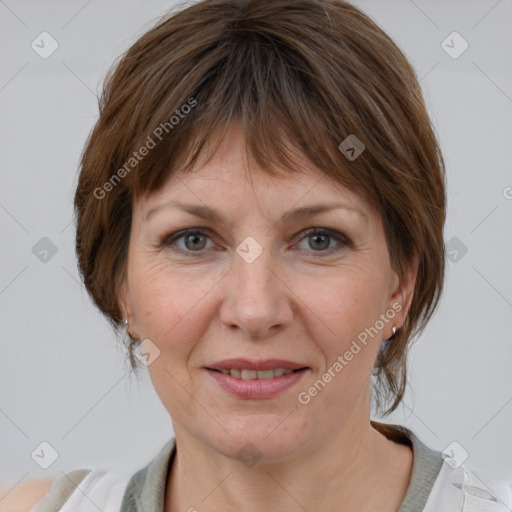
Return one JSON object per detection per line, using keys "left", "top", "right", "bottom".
{"left": 33, "top": 421, "right": 451, "bottom": 511}
{"left": 119, "top": 421, "right": 444, "bottom": 511}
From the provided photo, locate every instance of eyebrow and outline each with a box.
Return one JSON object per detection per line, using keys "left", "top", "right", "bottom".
{"left": 144, "top": 200, "right": 369, "bottom": 224}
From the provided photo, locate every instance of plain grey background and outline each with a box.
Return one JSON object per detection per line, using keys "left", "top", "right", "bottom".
{"left": 1, "top": 0, "right": 511, "bottom": 495}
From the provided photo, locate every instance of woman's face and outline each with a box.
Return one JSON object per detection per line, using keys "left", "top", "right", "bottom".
{"left": 120, "top": 123, "right": 415, "bottom": 462}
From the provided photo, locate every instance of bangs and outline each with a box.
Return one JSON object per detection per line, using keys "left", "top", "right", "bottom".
{"left": 119, "top": 26, "right": 374, "bottom": 206}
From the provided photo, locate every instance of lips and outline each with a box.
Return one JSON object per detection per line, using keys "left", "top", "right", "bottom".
{"left": 205, "top": 359, "right": 309, "bottom": 399}
{"left": 218, "top": 368, "right": 294, "bottom": 379}
{"left": 207, "top": 358, "right": 307, "bottom": 372}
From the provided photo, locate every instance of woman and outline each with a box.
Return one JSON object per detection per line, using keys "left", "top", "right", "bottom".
{"left": 21, "top": 0, "right": 510, "bottom": 510}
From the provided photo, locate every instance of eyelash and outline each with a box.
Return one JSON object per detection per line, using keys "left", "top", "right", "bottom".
{"left": 161, "top": 227, "right": 351, "bottom": 257}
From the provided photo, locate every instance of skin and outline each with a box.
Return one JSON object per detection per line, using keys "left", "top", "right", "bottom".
{"left": 120, "top": 122, "right": 418, "bottom": 512}
{"left": 0, "top": 480, "right": 53, "bottom": 512}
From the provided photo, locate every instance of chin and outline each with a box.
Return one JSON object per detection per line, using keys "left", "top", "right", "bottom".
{"left": 205, "top": 414, "right": 311, "bottom": 465}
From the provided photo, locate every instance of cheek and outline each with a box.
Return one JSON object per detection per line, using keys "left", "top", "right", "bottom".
{"left": 129, "top": 258, "right": 220, "bottom": 357}
{"left": 295, "top": 268, "right": 389, "bottom": 350}
{"left": 292, "top": 267, "right": 389, "bottom": 408}
{"left": 293, "top": 276, "right": 384, "bottom": 410}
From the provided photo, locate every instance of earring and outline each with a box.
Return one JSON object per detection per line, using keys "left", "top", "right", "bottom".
{"left": 123, "top": 317, "right": 134, "bottom": 338}
{"left": 392, "top": 326, "right": 397, "bottom": 336}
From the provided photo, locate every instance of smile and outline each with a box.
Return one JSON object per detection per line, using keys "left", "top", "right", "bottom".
{"left": 217, "top": 368, "right": 295, "bottom": 379}
{"left": 205, "top": 359, "right": 310, "bottom": 399}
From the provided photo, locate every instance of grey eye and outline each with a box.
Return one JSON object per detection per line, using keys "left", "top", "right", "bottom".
{"left": 306, "top": 233, "right": 332, "bottom": 251}
{"left": 183, "top": 232, "right": 208, "bottom": 251}
{"left": 296, "top": 228, "right": 349, "bottom": 254}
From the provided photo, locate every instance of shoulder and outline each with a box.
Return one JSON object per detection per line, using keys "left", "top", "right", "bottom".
{"left": 424, "top": 460, "right": 512, "bottom": 511}
{"left": 28, "top": 468, "right": 133, "bottom": 512}
{"left": 21, "top": 438, "right": 176, "bottom": 512}
{"left": 0, "top": 471, "right": 87, "bottom": 512}
{"left": 373, "top": 422, "right": 512, "bottom": 512}
{"left": 7, "top": 470, "right": 90, "bottom": 512}
{"left": 0, "top": 479, "right": 53, "bottom": 512}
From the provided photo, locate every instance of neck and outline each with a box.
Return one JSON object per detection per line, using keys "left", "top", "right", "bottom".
{"left": 165, "top": 399, "right": 412, "bottom": 512}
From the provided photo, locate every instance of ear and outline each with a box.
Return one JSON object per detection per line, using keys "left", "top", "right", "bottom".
{"left": 117, "top": 277, "right": 138, "bottom": 338}
{"left": 385, "top": 254, "right": 419, "bottom": 338}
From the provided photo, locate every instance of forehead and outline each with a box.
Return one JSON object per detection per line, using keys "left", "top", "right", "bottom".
{"left": 137, "top": 123, "right": 373, "bottom": 223}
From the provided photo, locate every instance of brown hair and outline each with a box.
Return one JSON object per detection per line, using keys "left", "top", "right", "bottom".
{"left": 74, "top": 0, "right": 446, "bottom": 415}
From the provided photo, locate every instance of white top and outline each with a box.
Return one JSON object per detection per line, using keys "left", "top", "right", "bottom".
{"left": 31, "top": 425, "right": 512, "bottom": 512}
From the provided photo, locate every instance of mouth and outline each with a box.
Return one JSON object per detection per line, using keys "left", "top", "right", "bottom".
{"left": 204, "top": 359, "right": 310, "bottom": 399}
{"left": 211, "top": 368, "right": 300, "bottom": 379}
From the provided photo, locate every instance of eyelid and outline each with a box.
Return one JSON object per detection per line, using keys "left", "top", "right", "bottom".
{"left": 299, "top": 227, "right": 352, "bottom": 247}
{"left": 161, "top": 228, "right": 215, "bottom": 250}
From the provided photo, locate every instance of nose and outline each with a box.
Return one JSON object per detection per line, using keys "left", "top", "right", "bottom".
{"left": 219, "top": 246, "right": 294, "bottom": 339}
